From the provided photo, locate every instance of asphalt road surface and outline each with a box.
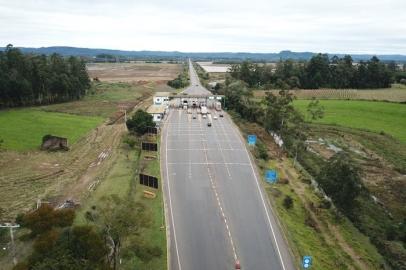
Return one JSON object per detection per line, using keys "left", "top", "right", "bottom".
{"left": 181, "top": 60, "right": 212, "bottom": 96}
{"left": 161, "top": 62, "right": 296, "bottom": 270}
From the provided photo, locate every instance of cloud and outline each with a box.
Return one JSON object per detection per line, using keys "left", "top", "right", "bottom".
{"left": 0, "top": 0, "right": 405, "bottom": 54}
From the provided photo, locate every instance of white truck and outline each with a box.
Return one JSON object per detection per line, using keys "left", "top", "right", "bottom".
{"left": 207, "top": 114, "right": 212, "bottom": 127}
{"left": 215, "top": 101, "right": 222, "bottom": 111}
{"left": 201, "top": 106, "right": 208, "bottom": 115}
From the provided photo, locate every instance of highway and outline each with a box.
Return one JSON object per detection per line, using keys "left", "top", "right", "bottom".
{"left": 161, "top": 61, "right": 296, "bottom": 270}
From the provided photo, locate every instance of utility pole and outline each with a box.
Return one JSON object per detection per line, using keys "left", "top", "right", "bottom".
{"left": 0, "top": 223, "right": 20, "bottom": 266}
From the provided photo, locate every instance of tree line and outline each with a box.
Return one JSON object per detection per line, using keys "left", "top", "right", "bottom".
{"left": 167, "top": 63, "right": 189, "bottom": 89}
{"left": 0, "top": 44, "right": 90, "bottom": 108}
{"left": 229, "top": 54, "right": 402, "bottom": 89}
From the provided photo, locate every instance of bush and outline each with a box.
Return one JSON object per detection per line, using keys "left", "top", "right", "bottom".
{"left": 283, "top": 195, "right": 294, "bottom": 209}
{"left": 255, "top": 141, "right": 269, "bottom": 160}
{"left": 21, "top": 205, "right": 75, "bottom": 236}
{"left": 126, "top": 109, "right": 155, "bottom": 136}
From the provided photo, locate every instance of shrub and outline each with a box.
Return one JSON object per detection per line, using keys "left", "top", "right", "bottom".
{"left": 283, "top": 195, "right": 294, "bottom": 209}
{"left": 126, "top": 109, "right": 155, "bottom": 136}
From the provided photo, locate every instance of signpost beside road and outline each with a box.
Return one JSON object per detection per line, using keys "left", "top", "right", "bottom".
{"left": 247, "top": 135, "right": 257, "bottom": 145}
{"left": 265, "top": 170, "right": 278, "bottom": 183}
{"left": 302, "top": 256, "right": 312, "bottom": 269}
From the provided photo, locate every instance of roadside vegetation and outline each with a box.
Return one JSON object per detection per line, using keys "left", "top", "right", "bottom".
{"left": 167, "top": 62, "right": 189, "bottom": 89}
{"left": 216, "top": 58, "right": 406, "bottom": 268}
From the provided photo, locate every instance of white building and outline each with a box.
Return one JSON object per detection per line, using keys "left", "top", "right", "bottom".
{"left": 153, "top": 92, "right": 170, "bottom": 105}
{"left": 147, "top": 105, "right": 166, "bottom": 123}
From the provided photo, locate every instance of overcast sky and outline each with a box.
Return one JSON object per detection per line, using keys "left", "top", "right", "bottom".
{"left": 0, "top": 0, "right": 405, "bottom": 54}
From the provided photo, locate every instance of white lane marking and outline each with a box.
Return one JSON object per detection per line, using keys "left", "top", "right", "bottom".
{"left": 211, "top": 120, "right": 232, "bottom": 179}
{"left": 168, "top": 133, "right": 205, "bottom": 136}
{"left": 217, "top": 116, "right": 234, "bottom": 150}
{"left": 167, "top": 162, "right": 250, "bottom": 166}
{"left": 224, "top": 115, "right": 287, "bottom": 270}
{"left": 167, "top": 148, "right": 243, "bottom": 151}
{"left": 164, "top": 111, "right": 182, "bottom": 270}
{"left": 200, "top": 118, "right": 238, "bottom": 262}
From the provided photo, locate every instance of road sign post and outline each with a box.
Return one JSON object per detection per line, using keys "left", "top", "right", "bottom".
{"left": 247, "top": 135, "right": 257, "bottom": 145}
{"left": 265, "top": 170, "right": 278, "bottom": 183}
{"left": 302, "top": 256, "right": 312, "bottom": 269}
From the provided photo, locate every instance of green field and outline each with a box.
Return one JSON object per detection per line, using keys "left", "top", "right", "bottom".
{"left": 0, "top": 109, "right": 103, "bottom": 151}
{"left": 294, "top": 100, "right": 406, "bottom": 143}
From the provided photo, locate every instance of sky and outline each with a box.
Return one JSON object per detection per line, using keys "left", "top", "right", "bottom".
{"left": 0, "top": 0, "right": 405, "bottom": 54}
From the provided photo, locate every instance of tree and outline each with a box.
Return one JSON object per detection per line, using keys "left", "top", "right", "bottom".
{"left": 126, "top": 109, "right": 155, "bottom": 135}
{"left": 0, "top": 45, "right": 91, "bottom": 108}
{"left": 263, "top": 90, "right": 295, "bottom": 133}
{"left": 85, "top": 195, "right": 151, "bottom": 269}
{"left": 306, "top": 98, "right": 324, "bottom": 121}
{"left": 21, "top": 205, "right": 75, "bottom": 236}
{"left": 283, "top": 195, "right": 294, "bottom": 209}
{"left": 27, "top": 226, "right": 108, "bottom": 270}
{"left": 317, "top": 152, "right": 362, "bottom": 213}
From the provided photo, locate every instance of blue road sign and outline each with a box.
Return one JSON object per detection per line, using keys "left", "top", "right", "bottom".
{"left": 247, "top": 135, "right": 257, "bottom": 145}
{"left": 265, "top": 170, "right": 278, "bottom": 183}
{"left": 302, "top": 256, "right": 312, "bottom": 269}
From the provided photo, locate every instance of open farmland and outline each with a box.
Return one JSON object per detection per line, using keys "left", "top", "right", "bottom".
{"left": 294, "top": 100, "right": 406, "bottom": 143}
{"left": 254, "top": 84, "right": 406, "bottom": 102}
{"left": 42, "top": 81, "right": 162, "bottom": 118}
{"left": 86, "top": 62, "right": 182, "bottom": 82}
{"left": 0, "top": 109, "right": 103, "bottom": 151}
{"left": 196, "top": 61, "right": 231, "bottom": 72}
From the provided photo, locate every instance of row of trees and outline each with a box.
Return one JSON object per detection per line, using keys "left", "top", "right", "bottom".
{"left": 0, "top": 44, "right": 90, "bottom": 108}
{"left": 221, "top": 79, "right": 362, "bottom": 213}
{"left": 229, "top": 54, "right": 397, "bottom": 89}
{"left": 167, "top": 63, "right": 189, "bottom": 89}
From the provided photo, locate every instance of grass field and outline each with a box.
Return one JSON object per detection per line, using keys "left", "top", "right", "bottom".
{"left": 42, "top": 81, "right": 161, "bottom": 118}
{"left": 254, "top": 84, "right": 406, "bottom": 102}
{"left": 0, "top": 109, "right": 103, "bottom": 151}
{"left": 294, "top": 100, "right": 406, "bottom": 143}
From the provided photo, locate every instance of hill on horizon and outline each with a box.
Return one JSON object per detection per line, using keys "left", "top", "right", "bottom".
{"left": 1, "top": 46, "right": 406, "bottom": 62}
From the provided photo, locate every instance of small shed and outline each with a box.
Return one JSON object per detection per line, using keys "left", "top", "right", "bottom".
{"left": 147, "top": 105, "right": 166, "bottom": 123}
{"left": 41, "top": 135, "right": 69, "bottom": 151}
{"left": 153, "top": 92, "right": 170, "bottom": 105}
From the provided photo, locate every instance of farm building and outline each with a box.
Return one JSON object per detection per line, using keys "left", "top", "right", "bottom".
{"left": 153, "top": 92, "right": 170, "bottom": 105}
{"left": 147, "top": 105, "right": 166, "bottom": 123}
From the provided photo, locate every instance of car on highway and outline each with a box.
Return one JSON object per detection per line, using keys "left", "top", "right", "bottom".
{"left": 202, "top": 114, "right": 207, "bottom": 119}
{"left": 213, "top": 115, "right": 218, "bottom": 120}
{"left": 192, "top": 114, "right": 196, "bottom": 119}
{"left": 219, "top": 113, "right": 224, "bottom": 117}
{"left": 207, "top": 122, "right": 212, "bottom": 127}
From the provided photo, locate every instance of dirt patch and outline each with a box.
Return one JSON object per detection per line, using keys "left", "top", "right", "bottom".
{"left": 87, "top": 62, "right": 182, "bottom": 82}
{"left": 306, "top": 126, "right": 406, "bottom": 220}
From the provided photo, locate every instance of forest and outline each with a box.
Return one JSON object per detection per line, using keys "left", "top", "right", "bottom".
{"left": 0, "top": 44, "right": 90, "bottom": 108}
{"left": 229, "top": 54, "right": 404, "bottom": 89}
